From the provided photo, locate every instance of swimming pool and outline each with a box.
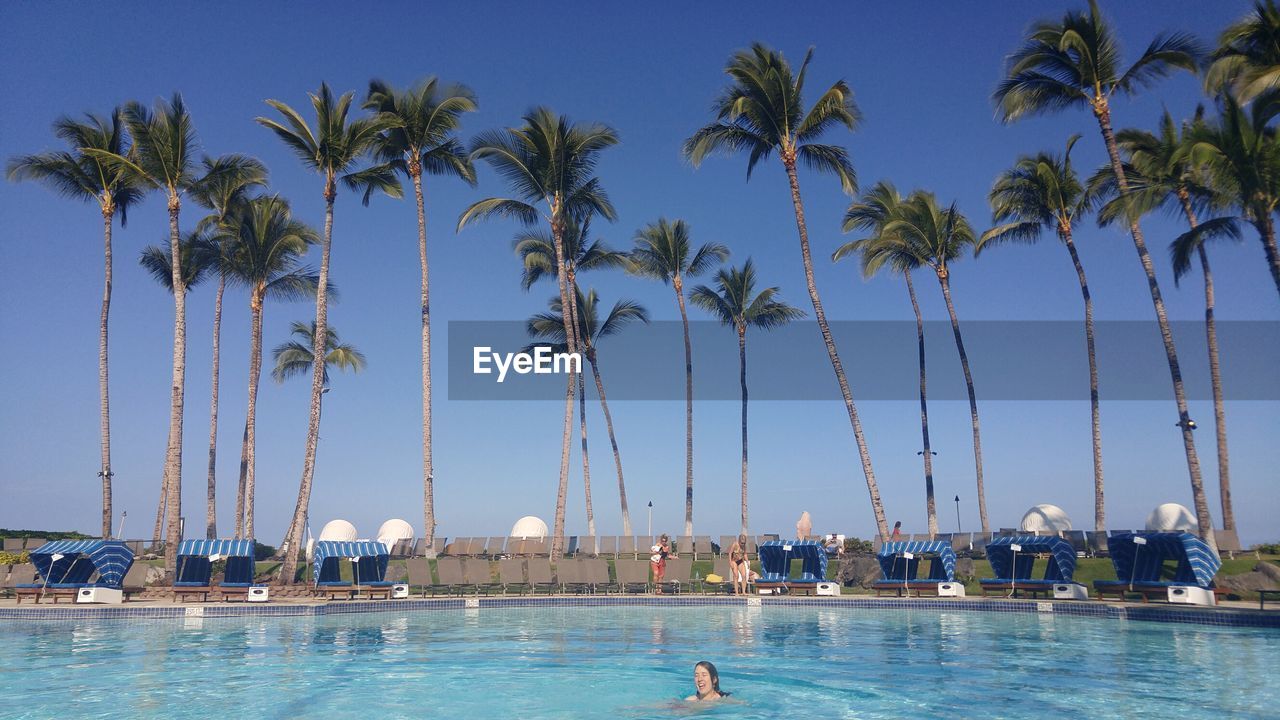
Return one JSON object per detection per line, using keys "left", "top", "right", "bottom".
{"left": 3, "top": 605, "right": 1276, "bottom": 718}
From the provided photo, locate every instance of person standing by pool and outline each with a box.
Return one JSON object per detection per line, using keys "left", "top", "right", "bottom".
{"left": 687, "top": 661, "right": 730, "bottom": 702}
{"left": 891, "top": 521, "right": 902, "bottom": 540}
{"left": 729, "top": 535, "right": 749, "bottom": 595}
{"left": 650, "top": 534, "right": 674, "bottom": 593}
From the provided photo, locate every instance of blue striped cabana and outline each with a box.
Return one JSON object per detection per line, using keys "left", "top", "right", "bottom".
{"left": 877, "top": 540, "right": 957, "bottom": 582}
{"left": 758, "top": 540, "right": 828, "bottom": 584}
{"left": 985, "top": 535, "right": 1076, "bottom": 581}
{"left": 176, "top": 539, "right": 256, "bottom": 587}
{"left": 28, "top": 540, "right": 134, "bottom": 588}
{"left": 1106, "top": 532, "right": 1220, "bottom": 587}
{"left": 312, "top": 541, "right": 390, "bottom": 585}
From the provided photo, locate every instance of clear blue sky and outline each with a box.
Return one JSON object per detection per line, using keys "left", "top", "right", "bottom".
{"left": 1, "top": 1, "right": 1276, "bottom": 545}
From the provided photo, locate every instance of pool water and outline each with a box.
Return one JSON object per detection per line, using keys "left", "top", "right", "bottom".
{"left": 2, "top": 606, "right": 1276, "bottom": 718}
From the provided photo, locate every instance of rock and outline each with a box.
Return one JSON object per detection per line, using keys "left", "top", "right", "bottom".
{"left": 1256, "top": 561, "right": 1280, "bottom": 584}
{"left": 836, "top": 555, "right": 882, "bottom": 588}
{"left": 144, "top": 566, "right": 166, "bottom": 586}
{"left": 955, "top": 557, "right": 975, "bottom": 581}
{"left": 1218, "top": 571, "right": 1278, "bottom": 594}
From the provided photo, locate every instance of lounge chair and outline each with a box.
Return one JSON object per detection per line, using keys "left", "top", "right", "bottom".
{"left": 948, "top": 533, "right": 973, "bottom": 553}
{"left": 24, "top": 538, "right": 48, "bottom": 551}
{"left": 463, "top": 558, "right": 500, "bottom": 595}
{"left": 1094, "top": 532, "right": 1223, "bottom": 603}
{"left": 442, "top": 537, "right": 468, "bottom": 556}
{"left": 498, "top": 558, "right": 528, "bottom": 594}
{"left": 406, "top": 557, "right": 434, "bottom": 597}
{"left": 526, "top": 558, "right": 559, "bottom": 594}
{"left": 565, "top": 536, "right": 581, "bottom": 556}
{"left": 3, "top": 565, "right": 35, "bottom": 599}
{"left": 1063, "top": 530, "right": 1088, "bottom": 557}
{"left": 585, "top": 558, "right": 617, "bottom": 593}
{"left": 484, "top": 537, "right": 506, "bottom": 558}
{"left": 620, "top": 536, "right": 640, "bottom": 560}
{"left": 693, "top": 536, "right": 714, "bottom": 560}
{"left": 433, "top": 556, "right": 470, "bottom": 596}
{"left": 1216, "top": 528, "right": 1242, "bottom": 557}
{"left": 599, "top": 536, "right": 619, "bottom": 558}
{"left": 559, "top": 559, "right": 592, "bottom": 594}
{"left": 1, "top": 538, "right": 20, "bottom": 552}
{"left": 709, "top": 558, "right": 736, "bottom": 594}
{"left": 577, "top": 536, "right": 598, "bottom": 557}
{"left": 1085, "top": 531, "right": 1110, "bottom": 557}
{"left": 615, "top": 559, "right": 650, "bottom": 593}
{"left": 658, "top": 557, "right": 692, "bottom": 594}
{"left": 676, "top": 536, "right": 694, "bottom": 557}
{"left": 980, "top": 535, "right": 1076, "bottom": 598}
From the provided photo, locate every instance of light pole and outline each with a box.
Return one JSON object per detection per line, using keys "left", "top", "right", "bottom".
{"left": 954, "top": 496, "right": 961, "bottom": 534}
{"left": 647, "top": 501, "right": 653, "bottom": 539}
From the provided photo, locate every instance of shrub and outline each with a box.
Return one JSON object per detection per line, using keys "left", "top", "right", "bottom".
{"left": 253, "top": 542, "right": 276, "bottom": 561}
{"left": 843, "top": 537, "right": 874, "bottom": 555}
{"left": 1250, "top": 542, "right": 1280, "bottom": 555}
{"left": 0, "top": 550, "right": 29, "bottom": 565}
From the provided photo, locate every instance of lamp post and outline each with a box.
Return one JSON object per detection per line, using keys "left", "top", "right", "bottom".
{"left": 954, "top": 496, "right": 962, "bottom": 534}
{"left": 647, "top": 501, "right": 653, "bottom": 539}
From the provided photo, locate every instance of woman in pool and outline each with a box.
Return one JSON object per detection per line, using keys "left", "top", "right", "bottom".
{"left": 687, "top": 661, "right": 730, "bottom": 702}
{"left": 729, "top": 536, "right": 749, "bottom": 595}
{"left": 651, "top": 534, "right": 674, "bottom": 592}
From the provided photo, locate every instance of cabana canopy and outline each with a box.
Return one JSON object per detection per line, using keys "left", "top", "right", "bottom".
{"left": 758, "top": 540, "right": 828, "bottom": 582}
{"left": 176, "top": 539, "right": 256, "bottom": 586}
{"left": 985, "top": 535, "right": 1075, "bottom": 581}
{"left": 876, "top": 540, "right": 957, "bottom": 582}
{"left": 312, "top": 540, "right": 389, "bottom": 584}
{"left": 1106, "top": 532, "right": 1219, "bottom": 587}
{"left": 29, "top": 540, "right": 134, "bottom": 588}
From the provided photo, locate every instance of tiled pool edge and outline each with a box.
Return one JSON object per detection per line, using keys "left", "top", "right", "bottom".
{"left": 2, "top": 595, "right": 1277, "bottom": 628}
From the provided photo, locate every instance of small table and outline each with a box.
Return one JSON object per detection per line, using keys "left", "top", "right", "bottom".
{"left": 1260, "top": 589, "right": 1280, "bottom": 610}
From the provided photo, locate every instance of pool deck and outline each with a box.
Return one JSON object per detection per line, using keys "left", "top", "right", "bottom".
{"left": 1, "top": 593, "right": 1277, "bottom": 628}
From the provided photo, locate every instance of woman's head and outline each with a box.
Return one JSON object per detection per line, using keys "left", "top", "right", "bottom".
{"left": 659, "top": 533, "right": 670, "bottom": 543}
{"left": 738, "top": 535, "right": 747, "bottom": 546}
{"left": 893, "top": 521, "right": 902, "bottom": 530}
{"left": 693, "top": 661, "right": 721, "bottom": 697}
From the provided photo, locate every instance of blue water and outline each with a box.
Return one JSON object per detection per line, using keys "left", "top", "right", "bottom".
{"left": 1, "top": 606, "right": 1276, "bottom": 718}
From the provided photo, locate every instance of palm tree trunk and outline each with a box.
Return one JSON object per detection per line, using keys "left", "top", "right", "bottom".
{"left": 162, "top": 196, "right": 187, "bottom": 576}
{"left": 235, "top": 423, "right": 248, "bottom": 539}
{"left": 278, "top": 181, "right": 335, "bottom": 584}
{"left": 589, "top": 355, "right": 632, "bottom": 536}
{"left": 1178, "top": 194, "right": 1233, "bottom": 533}
{"left": 547, "top": 210, "right": 578, "bottom": 560}
{"left": 1257, "top": 212, "right": 1280, "bottom": 300}
{"left": 206, "top": 271, "right": 224, "bottom": 539}
{"left": 152, "top": 474, "right": 167, "bottom": 546}
{"left": 674, "top": 277, "right": 695, "bottom": 538}
{"left": 1094, "top": 102, "right": 1214, "bottom": 554}
{"left": 780, "top": 158, "right": 888, "bottom": 539}
{"left": 99, "top": 207, "right": 114, "bottom": 539}
{"left": 1060, "top": 228, "right": 1104, "bottom": 532}
{"left": 738, "top": 326, "right": 749, "bottom": 537}
{"left": 936, "top": 271, "right": 988, "bottom": 535}
{"left": 412, "top": 171, "right": 436, "bottom": 548}
{"left": 570, "top": 284, "right": 596, "bottom": 541}
{"left": 240, "top": 289, "right": 265, "bottom": 541}
{"left": 905, "top": 273, "right": 937, "bottom": 538}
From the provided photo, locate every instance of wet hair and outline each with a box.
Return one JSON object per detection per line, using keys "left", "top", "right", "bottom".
{"left": 893, "top": 521, "right": 902, "bottom": 529}
{"left": 695, "top": 661, "right": 729, "bottom": 697}
{"left": 659, "top": 534, "right": 670, "bottom": 543}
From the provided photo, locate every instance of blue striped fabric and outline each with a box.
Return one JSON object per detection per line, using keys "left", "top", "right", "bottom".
{"left": 985, "top": 535, "right": 1075, "bottom": 581}
{"left": 28, "top": 540, "right": 134, "bottom": 588}
{"left": 876, "top": 541, "right": 957, "bottom": 582}
{"left": 312, "top": 541, "right": 389, "bottom": 585}
{"left": 177, "top": 539, "right": 255, "bottom": 558}
{"left": 758, "top": 541, "right": 828, "bottom": 583}
{"left": 175, "top": 539, "right": 257, "bottom": 586}
{"left": 1106, "top": 532, "right": 1220, "bottom": 587}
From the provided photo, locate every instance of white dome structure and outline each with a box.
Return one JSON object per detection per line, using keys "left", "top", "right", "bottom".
{"left": 510, "top": 516, "right": 548, "bottom": 539}
{"left": 1145, "top": 503, "right": 1198, "bottom": 532}
{"left": 377, "top": 518, "right": 414, "bottom": 548}
{"left": 318, "top": 519, "right": 357, "bottom": 542}
{"left": 1019, "top": 504, "right": 1072, "bottom": 533}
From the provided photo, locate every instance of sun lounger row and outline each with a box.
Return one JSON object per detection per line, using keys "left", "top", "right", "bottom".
{"left": 399, "top": 557, "right": 708, "bottom": 596}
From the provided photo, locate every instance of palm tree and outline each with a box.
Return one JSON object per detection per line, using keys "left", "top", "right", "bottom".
{"left": 256, "top": 83, "right": 398, "bottom": 582}
{"left": 1095, "top": 111, "right": 1239, "bottom": 532}
{"left": 272, "top": 322, "right": 366, "bottom": 418}
{"left": 1182, "top": 98, "right": 1280, "bottom": 300}
{"left": 1206, "top": 1, "right": 1280, "bottom": 103}
{"left": 629, "top": 219, "right": 729, "bottom": 537}
{"left": 689, "top": 260, "right": 803, "bottom": 536}
{"left": 188, "top": 155, "right": 267, "bottom": 539}
{"left": 88, "top": 95, "right": 204, "bottom": 573}
{"left": 517, "top": 214, "right": 632, "bottom": 537}
{"left": 877, "top": 192, "right": 990, "bottom": 534}
{"left": 6, "top": 109, "right": 143, "bottom": 539}
{"left": 684, "top": 43, "right": 889, "bottom": 540}
{"left": 994, "top": 1, "right": 1215, "bottom": 552}
{"left": 364, "top": 77, "right": 477, "bottom": 549}
{"left": 140, "top": 230, "right": 215, "bottom": 548}
{"left": 835, "top": 181, "right": 939, "bottom": 537}
{"left": 527, "top": 287, "right": 650, "bottom": 540}
{"left": 458, "top": 107, "right": 618, "bottom": 559}
{"left": 980, "top": 138, "right": 1106, "bottom": 532}
{"left": 220, "top": 196, "right": 320, "bottom": 541}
